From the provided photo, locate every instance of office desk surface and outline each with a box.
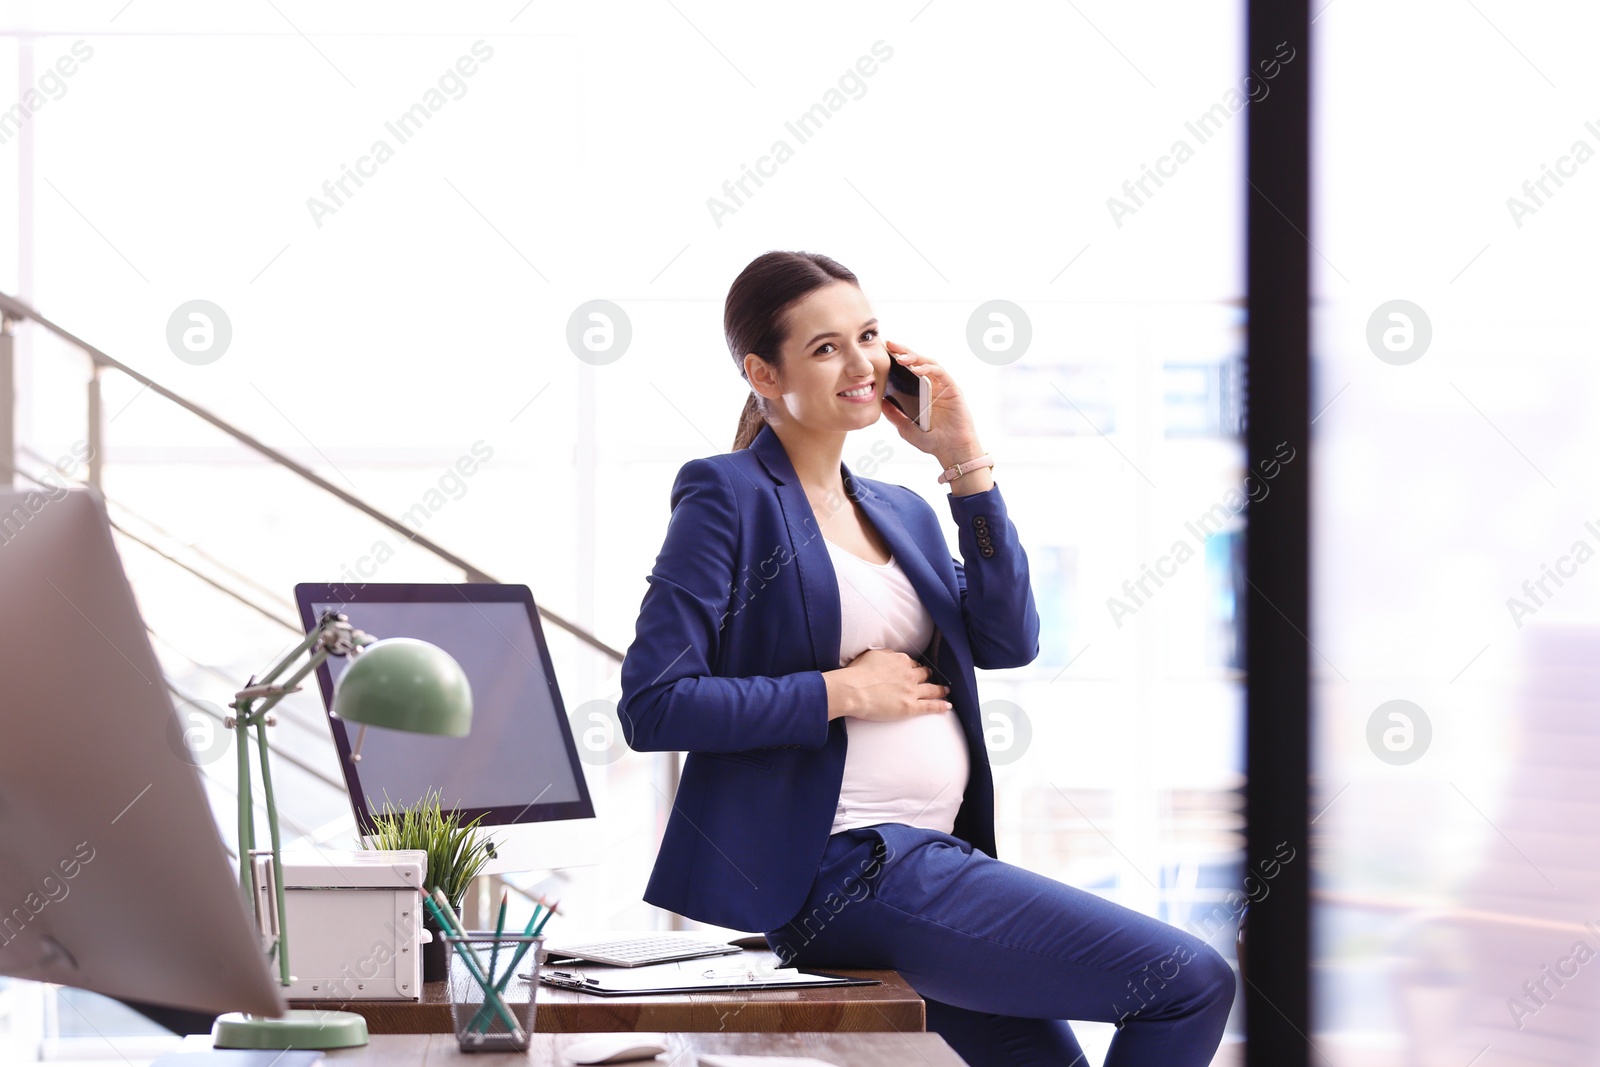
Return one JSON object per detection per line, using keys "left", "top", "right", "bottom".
{"left": 180, "top": 1030, "right": 967, "bottom": 1064}
{"left": 288, "top": 950, "right": 924, "bottom": 1034}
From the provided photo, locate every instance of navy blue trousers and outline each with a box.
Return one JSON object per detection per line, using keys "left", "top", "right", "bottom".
{"left": 763, "top": 824, "right": 1236, "bottom": 1067}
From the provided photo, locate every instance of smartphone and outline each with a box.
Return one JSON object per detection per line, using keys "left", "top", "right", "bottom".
{"left": 883, "top": 357, "right": 932, "bottom": 432}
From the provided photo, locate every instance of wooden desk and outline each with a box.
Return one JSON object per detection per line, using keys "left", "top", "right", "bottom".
{"left": 180, "top": 1030, "right": 967, "bottom": 1064}
{"left": 289, "top": 950, "right": 924, "bottom": 1034}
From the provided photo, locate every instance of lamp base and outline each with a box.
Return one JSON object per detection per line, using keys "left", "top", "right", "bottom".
{"left": 211, "top": 1009, "right": 369, "bottom": 1050}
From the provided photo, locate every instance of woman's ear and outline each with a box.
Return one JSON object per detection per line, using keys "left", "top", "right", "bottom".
{"left": 745, "top": 352, "right": 781, "bottom": 400}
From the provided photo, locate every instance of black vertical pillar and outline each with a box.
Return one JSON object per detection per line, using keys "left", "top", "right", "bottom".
{"left": 1245, "top": 0, "right": 1311, "bottom": 1064}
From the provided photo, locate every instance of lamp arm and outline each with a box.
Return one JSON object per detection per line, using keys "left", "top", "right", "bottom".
{"left": 235, "top": 710, "right": 254, "bottom": 909}
{"left": 242, "top": 646, "right": 333, "bottom": 725}
{"left": 253, "top": 716, "right": 292, "bottom": 988}
{"left": 238, "top": 612, "right": 374, "bottom": 727}
{"left": 235, "top": 643, "right": 336, "bottom": 991}
{"left": 231, "top": 610, "right": 374, "bottom": 992}
{"left": 253, "top": 614, "right": 334, "bottom": 688}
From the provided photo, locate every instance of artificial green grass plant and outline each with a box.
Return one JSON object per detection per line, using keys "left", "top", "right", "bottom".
{"left": 362, "top": 787, "right": 494, "bottom": 906}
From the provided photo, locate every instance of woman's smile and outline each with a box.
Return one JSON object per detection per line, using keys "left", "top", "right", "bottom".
{"left": 837, "top": 381, "right": 878, "bottom": 402}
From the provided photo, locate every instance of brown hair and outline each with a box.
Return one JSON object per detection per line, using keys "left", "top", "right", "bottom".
{"left": 727, "top": 251, "right": 860, "bottom": 451}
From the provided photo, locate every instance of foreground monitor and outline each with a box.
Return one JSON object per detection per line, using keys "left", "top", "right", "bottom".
{"left": 0, "top": 488, "right": 284, "bottom": 1017}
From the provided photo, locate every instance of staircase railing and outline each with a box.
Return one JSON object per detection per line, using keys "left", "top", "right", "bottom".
{"left": 0, "top": 289, "right": 623, "bottom": 662}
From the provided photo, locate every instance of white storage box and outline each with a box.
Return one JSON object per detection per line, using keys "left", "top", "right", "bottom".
{"left": 277, "top": 848, "right": 429, "bottom": 1001}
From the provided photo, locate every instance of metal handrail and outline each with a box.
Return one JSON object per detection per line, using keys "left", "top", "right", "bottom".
{"left": 16, "top": 448, "right": 315, "bottom": 634}
{"left": 0, "top": 289, "right": 623, "bottom": 662}
{"left": 18, "top": 443, "right": 301, "bottom": 614}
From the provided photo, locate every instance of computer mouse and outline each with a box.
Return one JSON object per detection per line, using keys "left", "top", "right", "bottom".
{"left": 563, "top": 1031, "right": 670, "bottom": 1064}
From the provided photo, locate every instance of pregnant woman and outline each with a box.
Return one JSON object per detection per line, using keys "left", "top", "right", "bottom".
{"left": 618, "top": 250, "right": 1235, "bottom": 1065}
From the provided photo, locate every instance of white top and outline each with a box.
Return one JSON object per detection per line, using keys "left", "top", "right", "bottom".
{"left": 824, "top": 538, "right": 969, "bottom": 836}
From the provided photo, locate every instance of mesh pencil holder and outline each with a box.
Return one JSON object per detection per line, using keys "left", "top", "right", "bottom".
{"left": 442, "top": 933, "right": 544, "bottom": 1052}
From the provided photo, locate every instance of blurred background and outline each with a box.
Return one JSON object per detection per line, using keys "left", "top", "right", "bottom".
{"left": 0, "top": 1, "right": 1591, "bottom": 1064}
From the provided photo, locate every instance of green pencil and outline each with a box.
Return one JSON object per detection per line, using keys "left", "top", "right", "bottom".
{"left": 496, "top": 896, "right": 557, "bottom": 990}
{"left": 469, "top": 889, "right": 512, "bottom": 1036}
{"left": 487, "top": 889, "right": 509, "bottom": 987}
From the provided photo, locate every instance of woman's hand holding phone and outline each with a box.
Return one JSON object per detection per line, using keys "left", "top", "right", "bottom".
{"left": 823, "top": 648, "right": 952, "bottom": 722}
{"left": 880, "top": 340, "right": 986, "bottom": 468}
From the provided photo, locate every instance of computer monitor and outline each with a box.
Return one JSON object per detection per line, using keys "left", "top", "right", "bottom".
{"left": 293, "top": 583, "right": 600, "bottom": 875}
{"left": 0, "top": 487, "right": 284, "bottom": 1016}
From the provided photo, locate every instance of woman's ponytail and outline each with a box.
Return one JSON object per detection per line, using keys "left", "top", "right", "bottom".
{"left": 732, "top": 390, "right": 766, "bottom": 452}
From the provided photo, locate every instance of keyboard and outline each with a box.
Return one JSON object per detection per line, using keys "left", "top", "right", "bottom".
{"left": 541, "top": 935, "right": 745, "bottom": 968}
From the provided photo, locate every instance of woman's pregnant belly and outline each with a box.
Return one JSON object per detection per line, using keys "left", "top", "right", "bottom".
{"left": 832, "top": 708, "right": 970, "bottom": 835}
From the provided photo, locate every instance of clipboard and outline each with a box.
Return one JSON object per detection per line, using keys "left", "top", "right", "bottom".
{"left": 533, "top": 961, "right": 881, "bottom": 997}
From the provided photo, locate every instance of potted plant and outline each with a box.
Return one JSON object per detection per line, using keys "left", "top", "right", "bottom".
{"left": 362, "top": 787, "right": 496, "bottom": 983}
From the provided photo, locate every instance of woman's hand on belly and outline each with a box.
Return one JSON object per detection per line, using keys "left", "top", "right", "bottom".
{"left": 823, "top": 648, "right": 953, "bottom": 723}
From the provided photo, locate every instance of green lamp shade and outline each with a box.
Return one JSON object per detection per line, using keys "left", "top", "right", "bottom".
{"left": 333, "top": 637, "right": 472, "bottom": 737}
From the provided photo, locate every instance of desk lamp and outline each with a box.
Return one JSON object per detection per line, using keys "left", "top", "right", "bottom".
{"left": 211, "top": 609, "right": 473, "bottom": 1050}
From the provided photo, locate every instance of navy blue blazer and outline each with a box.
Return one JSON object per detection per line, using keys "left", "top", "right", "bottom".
{"left": 617, "top": 422, "right": 1040, "bottom": 932}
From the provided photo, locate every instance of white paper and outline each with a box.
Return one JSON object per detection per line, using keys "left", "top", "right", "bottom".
{"left": 698, "top": 966, "right": 803, "bottom": 982}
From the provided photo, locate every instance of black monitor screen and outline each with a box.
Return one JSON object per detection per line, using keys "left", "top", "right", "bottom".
{"left": 296, "top": 584, "right": 595, "bottom": 833}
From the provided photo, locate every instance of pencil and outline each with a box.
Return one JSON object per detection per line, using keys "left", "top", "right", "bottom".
{"left": 496, "top": 897, "right": 558, "bottom": 992}
{"left": 487, "top": 889, "right": 509, "bottom": 987}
